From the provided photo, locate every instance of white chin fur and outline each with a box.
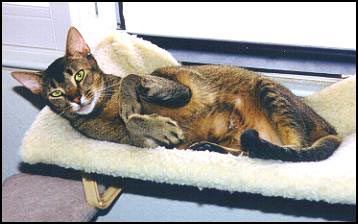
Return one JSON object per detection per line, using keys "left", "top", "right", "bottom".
{"left": 71, "top": 93, "right": 100, "bottom": 115}
{"left": 70, "top": 102, "right": 80, "bottom": 112}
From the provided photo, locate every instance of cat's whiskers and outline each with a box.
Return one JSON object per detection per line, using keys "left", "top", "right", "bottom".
{"left": 97, "top": 83, "right": 121, "bottom": 95}
{"left": 97, "top": 84, "right": 121, "bottom": 99}
{"left": 97, "top": 93, "right": 116, "bottom": 97}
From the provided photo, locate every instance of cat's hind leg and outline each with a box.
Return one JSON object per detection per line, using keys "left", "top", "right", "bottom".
{"left": 254, "top": 78, "right": 308, "bottom": 148}
{"left": 240, "top": 78, "right": 340, "bottom": 161}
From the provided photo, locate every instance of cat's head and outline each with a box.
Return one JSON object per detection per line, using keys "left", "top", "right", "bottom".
{"left": 11, "top": 27, "right": 106, "bottom": 116}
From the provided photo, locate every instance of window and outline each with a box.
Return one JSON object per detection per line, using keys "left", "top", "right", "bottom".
{"left": 123, "top": 2, "right": 356, "bottom": 50}
{"left": 3, "top": 2, "right": 355, "bottom": 81}
{"left": 118, "top": 2, "right": 356, "bottom": 96}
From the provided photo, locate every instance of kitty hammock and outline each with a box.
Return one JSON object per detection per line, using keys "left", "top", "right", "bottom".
{"left": 19, "top": 32, "right": 356, "bottom": 210}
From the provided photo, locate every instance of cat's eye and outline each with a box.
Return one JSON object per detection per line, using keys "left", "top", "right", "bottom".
{"left": 74, "top": 70, "right": 85, "bottom": 82}
{"left": 50, "top": 90, "right": 63, "bottom": 97}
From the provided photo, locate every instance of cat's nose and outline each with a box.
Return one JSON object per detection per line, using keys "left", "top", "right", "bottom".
{"left": 73, "top": 95, "right": 81, "bottom": 104}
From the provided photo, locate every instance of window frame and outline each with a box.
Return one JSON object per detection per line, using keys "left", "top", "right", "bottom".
{"left": 128, "top": 34, "right": 356, "bottom": 79}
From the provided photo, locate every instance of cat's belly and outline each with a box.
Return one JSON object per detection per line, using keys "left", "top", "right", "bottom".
{"left": 198, "top": 112, "right": 282, "bottom": 147}
{"left": 200, "top": 109, "right": 284, "bottom": 151}
{"left": 140, "top": 81, "right": 283, "bottom": 148}
{"left": 173, "top": 110, "right": 282, "bottom": 150}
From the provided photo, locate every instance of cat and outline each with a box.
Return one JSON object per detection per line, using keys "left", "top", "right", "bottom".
{"left": 11, "top": 27, "right": 341, "bottom": 162}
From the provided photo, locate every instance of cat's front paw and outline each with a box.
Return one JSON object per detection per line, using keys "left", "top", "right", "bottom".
{"left": 127, "top": 114, "right": 185, "bottom": 148}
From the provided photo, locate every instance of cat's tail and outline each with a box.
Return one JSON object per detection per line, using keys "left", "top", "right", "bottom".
{"left": 240, "top": 129, "right": 341, "bottom": 162}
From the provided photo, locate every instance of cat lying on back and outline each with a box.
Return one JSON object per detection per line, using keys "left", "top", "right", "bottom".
{"left": 12, "top": 27, "right": 341, "bottom": 162}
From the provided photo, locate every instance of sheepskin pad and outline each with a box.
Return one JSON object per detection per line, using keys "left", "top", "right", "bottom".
{"left": 20, "top": 32, "right": 356, "bottom": 205}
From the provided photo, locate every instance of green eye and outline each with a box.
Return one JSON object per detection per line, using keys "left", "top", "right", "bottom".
{"left": 74, "top": 70, "right": 85, "bottom": 82}
{"left": 50, "top": 90, "right": 62, "bottom": 97}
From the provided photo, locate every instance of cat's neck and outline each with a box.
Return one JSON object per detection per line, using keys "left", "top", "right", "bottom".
{"left": 96, "top": 73, "right": 122, "bottom": 119}
{"left": 102, "top": 73, "right": 122, "bottom": 100}
{"left": 103, "top": 73, "right": 122, "bottom": 84}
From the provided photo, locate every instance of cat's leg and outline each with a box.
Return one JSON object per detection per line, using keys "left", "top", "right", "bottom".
{"left": 137, "top": 74, "right": 192, "bottom": 107}
{"left": 241, "top": 78, "right": 341, "bottom": 161}
{"left": 119, "top": 74, "right": 190, "bottom": 147}
{"left": 118, "top": 74, "right": 143, "bottom": 123}
{"left": 239, "top": 78, "right": 333, "bottom": 161}
{"left": 254, "top": 78, "right": 307, "bottom": 148}
{"left": 119, "top": 74, "right": 191, "bottom": 123}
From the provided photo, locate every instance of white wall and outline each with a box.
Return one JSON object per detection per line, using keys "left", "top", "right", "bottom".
{"left": 2, "top": 2, "right": 70, "bottom": 51}
{"left": 2, "top": 2, "right": 117, "bottom": 70}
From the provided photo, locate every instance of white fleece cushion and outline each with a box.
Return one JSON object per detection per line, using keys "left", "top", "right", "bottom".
{"left": 304, "top": 77, "right": 356, "bottom": 138}
{"left": 20, "top": 31, "right": 356, "bottom": 205}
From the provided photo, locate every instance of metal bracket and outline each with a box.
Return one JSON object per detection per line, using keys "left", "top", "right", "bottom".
{"left": 81, "top": 174, "right": 123, "bottom": 209}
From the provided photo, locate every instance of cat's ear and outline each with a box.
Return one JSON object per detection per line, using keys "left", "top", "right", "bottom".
{"left": 66, "top": 27, "right": 90, "bottom": 57}
{"left": 11, "top": 71, "right": 43, "bottom": 94}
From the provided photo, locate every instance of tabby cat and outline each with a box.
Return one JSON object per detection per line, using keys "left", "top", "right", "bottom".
{"left": 11, "top": 27, "right": 341, "bottom": 162}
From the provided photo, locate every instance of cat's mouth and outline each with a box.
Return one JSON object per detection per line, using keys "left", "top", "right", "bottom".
{"left": 70, "top": 92, "right": 100, "bottom": 115}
